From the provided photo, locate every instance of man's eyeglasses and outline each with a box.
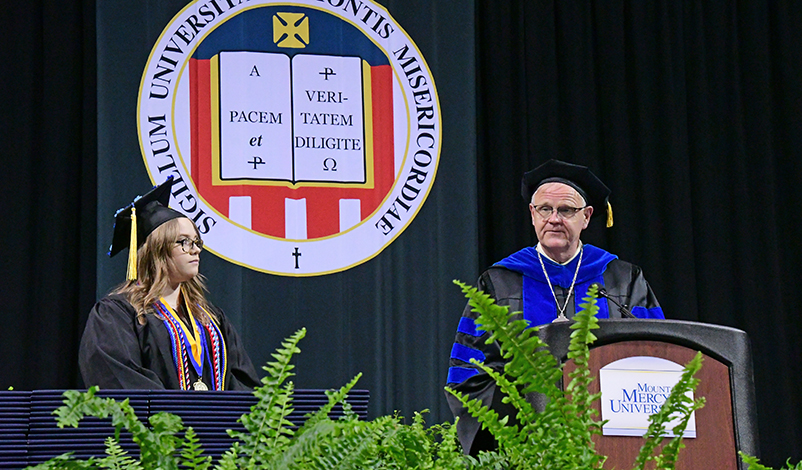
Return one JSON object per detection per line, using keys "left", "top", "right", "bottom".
{"left": 175, "top": 237, "right": 204, "bottom": 253}
{"left": 532, "top": 204, "right": 587, "bottom": 220}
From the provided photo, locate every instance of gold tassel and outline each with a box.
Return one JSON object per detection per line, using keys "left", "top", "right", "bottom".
{"left": 127, "top": 206, "right": 138, "bottom": 281}
{"left": 606, "top": 201, "right": 614, "bottom": 228}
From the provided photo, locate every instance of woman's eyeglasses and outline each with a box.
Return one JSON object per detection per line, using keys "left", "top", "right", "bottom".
{"left": 175, "top": 237, "right": 203, "bottom": 253}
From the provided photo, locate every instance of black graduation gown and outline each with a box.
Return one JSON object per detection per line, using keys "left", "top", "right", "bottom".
{"left": 446, "top": 258, "right": 663, "bottom": 455}
{"left": 79, "top": 294, "right": 260, "bottom": 390}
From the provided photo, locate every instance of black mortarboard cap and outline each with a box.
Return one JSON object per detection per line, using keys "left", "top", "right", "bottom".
{"left": 521, "top": 159, "right": 613, "bottom": 227}
{"left": 109, "top": 177, "right": 184, "bottom": 279}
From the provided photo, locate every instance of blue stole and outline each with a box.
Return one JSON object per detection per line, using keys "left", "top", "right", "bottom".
{"left": 496, "top": 244, "right": 617, "bottom": 326}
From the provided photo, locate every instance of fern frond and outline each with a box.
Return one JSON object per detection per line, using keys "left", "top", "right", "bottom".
{"left": 304, "top": 420, "right": 379, "bottom": 470}
{"left": 373, "top": 414, "right": 426, "bottom": 468}
{"left": 739, "top": 453, "right": 775, "bottom": 470}
{"left": 475, "top": 361, "right": 534, "bottom": 451}
{"left": 454, "top": 281, "right": 563, "bottom": 400}
{"left": 50, "top": 386, "right": 185, "bottom": 470}
{"left": 141, "top": 411, "right": 185, "bottom": 470}
{"left": 739, "top": 452, "right": 802, "bottom": 470}
{"left": 23, "top": 454, "right": 96, "bottom": 470}
{"left": 430, "top": 419, "right": 469, "bottom": 470}
{"left": 445, "top": 386, "right": 521, "bottom": 452}
{"left": 276, "top": 420, "right": 339, "bottom": 469}
{"left": 215, "top": 442, "right": 242, "bottom": 470}
{"left": 178, "top": 427, "right": 211, "bottom": 470}
{"left": 298, "top": 373, "right": 362, "bottom": 433}
{"left": 230, "top": 328, "right": 306, "bottom": 469}
{"left": 97, "top": 437, "right": 142, "bottom": 470}
{"left": 631, "top": 351, "right": 705, "bottom": 470}
{"left": 562, "top": 289, "right": 604, "bottom": 449}
{"left": 466, "top": 450, "right": 509, "bottom": 470}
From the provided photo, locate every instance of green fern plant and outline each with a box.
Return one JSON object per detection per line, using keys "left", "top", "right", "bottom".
{"left": 24, "top": 282, "right": 707, "bottom": 470}
{"left": 740, "top": 452, "right": 802, "bottom": 470}
{"left": 24, "top": 326, "right": 464, "bottom": 470}
{"left": 446, "top": 280, "right": 705, "bottom": 470}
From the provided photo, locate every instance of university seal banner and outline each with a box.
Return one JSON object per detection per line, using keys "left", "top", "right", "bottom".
{"left": 138, "top": 0, "right": 441, "bottom": 276}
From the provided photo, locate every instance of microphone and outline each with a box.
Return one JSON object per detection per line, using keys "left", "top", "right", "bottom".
{"left": 590, "top": 283, "right": 637, "bottom": 319}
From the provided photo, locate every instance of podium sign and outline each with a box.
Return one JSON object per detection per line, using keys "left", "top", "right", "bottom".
{"left": 599, "top": 356, "right": 697, "bottom": 437}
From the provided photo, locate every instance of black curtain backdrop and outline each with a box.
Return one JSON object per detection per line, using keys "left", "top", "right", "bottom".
{"left": 2, "top": 0, "right": 802, "bottom": 467}
{"left": 0, "top": 0, "right": 97, "bottom": 393}
{"left": 475, "top": 1, "right": 802, "bottom": 466}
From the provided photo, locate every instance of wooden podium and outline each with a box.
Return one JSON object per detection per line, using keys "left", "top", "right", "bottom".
{"left": 539, "top": 319, "right": 759, "bottom": 470}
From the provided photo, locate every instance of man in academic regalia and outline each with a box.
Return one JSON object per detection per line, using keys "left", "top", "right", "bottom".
{"left": 445, "top": 159, "right": 664, "bottom": 455}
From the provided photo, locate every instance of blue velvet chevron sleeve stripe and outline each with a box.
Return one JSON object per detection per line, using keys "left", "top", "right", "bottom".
{"left": 457, "top": 317, "right": 482, "bottom": 336}
{"left": 631, "top": 305, "right": 664, "bottom": 319}
{"left": 451, "top": 343, "right": 486, "bottom": 364}
{"left": 447, "top": 366, "right": 479, "bottom": 384}
{"left": 447, "top": 313, "right": 491, "bottom": 386}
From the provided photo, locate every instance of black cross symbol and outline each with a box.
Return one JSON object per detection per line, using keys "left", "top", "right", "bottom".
{"left": 292, "top": 247, "right": 302, "bottom": 269}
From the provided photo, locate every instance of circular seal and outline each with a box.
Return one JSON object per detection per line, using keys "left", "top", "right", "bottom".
{"left": 138, "top": 0, "right": 441, "bottom": 276}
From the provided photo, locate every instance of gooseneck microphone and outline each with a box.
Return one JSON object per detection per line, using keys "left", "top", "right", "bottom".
{"left": 590, "top": 283, "right": 637, "bottom": 319}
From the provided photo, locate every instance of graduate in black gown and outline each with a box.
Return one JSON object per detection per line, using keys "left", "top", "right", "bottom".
{"left": 446, "top": 160, "right": 664, "bottom": 454}
{"left": 79, "top": 178, "right": 260, "bottom": 391}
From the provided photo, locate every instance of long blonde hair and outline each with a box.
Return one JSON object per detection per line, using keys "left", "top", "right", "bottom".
{"left": 114, "top": 217, "right": 215, "bottom": 325}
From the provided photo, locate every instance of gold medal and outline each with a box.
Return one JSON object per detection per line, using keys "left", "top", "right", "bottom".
{"left": 193, "top": 379, "right": 208, "bottom": 391}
